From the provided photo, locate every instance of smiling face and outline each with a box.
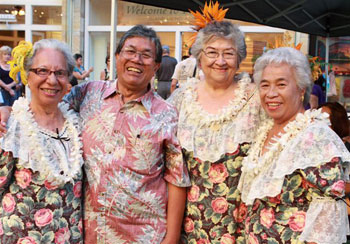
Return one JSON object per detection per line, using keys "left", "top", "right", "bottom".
{"left": 199, "top": 37, "right": 238, "bottom": 85}
{"left": 259, "top": 63, "right": 305, "bottom": 126}
{"left": 116, "top": 36, "right": 160, "bottom": 93}
{"left": 27, "top": 48, "right": 69, "bottom": 109}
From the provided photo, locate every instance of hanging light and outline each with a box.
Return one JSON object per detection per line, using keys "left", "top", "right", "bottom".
{"left": 19, "top": 9, "right": 25, "bottom": 16}
{"left": 11, "top": 6, "right": 25, "bottom": 16}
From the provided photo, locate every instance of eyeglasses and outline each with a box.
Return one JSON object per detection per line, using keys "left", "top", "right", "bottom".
{"left": 201, "top": 49, "right": 237, "bottom": 59}
{"left": 120, "top": 48, "right": 154, "bottom": 62}
{"left": 29, "top": 68, "right": 69, "bottom": 80}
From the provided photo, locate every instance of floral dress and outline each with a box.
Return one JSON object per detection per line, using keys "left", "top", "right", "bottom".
{"left": 239, "top": 110, "right": 350, "bottom": 244}
{"left": 168, "top": 76, "right": 265, "bottom": 244}
{"left": 0, "top": 98, "right": 84, "bottom": 244}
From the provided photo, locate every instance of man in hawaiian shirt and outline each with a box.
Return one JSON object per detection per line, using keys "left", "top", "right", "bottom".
{"left": 63, "top": 25, "right": 191, "bottom": 243}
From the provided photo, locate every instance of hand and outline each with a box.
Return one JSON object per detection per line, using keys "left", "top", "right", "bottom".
{"left": 160, "top": 236, "right": 179, "bottom": 244}
{"left": 9, "top": 89, "right": 15, "bottom": 97}
{"left": 0, "top": 106, "right": 11, "bottom": 136}
{"left": 88, "top": 67, "right": 94, "bottom": 73}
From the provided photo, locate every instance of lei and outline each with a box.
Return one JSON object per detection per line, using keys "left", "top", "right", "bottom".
{"left": 188, "top": 74, "right": 252, "bottom": 126}
{"left": 241, "top": 109, "right": 329, "bottom": 178}
{"left": 12, "top": 97, "right": 83, "bottom": 186}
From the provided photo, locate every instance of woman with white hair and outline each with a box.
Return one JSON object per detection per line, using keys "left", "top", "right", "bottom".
{"left": 238, "top": 47, "right": 350, "bottom": 244}
{"left": 0, "top": 45, "right": 19, "bottom": 106}
{"left": 168, "top": 19, "right": 265, "bottom": 243}
{"left": 0, "top": 40, "right": 83, "bottom": 243}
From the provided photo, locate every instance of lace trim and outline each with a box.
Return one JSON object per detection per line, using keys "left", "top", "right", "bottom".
{"left": 299, "top": 198, "right": 350, "bottom": 244}
{"left": 168, "top": 74, "right": 264, "bottom": 162}
{"left": 0, "top": 97, "right": 83, "bottom": 186}
{"left": 239, "top": 109, "right": 350, "bottom": 205}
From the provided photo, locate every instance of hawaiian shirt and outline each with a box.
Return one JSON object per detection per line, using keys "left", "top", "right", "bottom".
{"left": 64, "top": 81, "right": 191, "bottom": 244}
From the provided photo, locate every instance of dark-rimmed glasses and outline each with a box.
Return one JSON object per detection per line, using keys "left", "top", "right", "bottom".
{"left": 120, "top": 48, "right": 154, "bottom": 63}
{"left": 29, "top": 68, "right": 69, "bottom": 80}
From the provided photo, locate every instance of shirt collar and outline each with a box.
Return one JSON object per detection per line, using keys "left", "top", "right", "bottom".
{"left": 102, "top": 79, "right": 154, "bottom": 105}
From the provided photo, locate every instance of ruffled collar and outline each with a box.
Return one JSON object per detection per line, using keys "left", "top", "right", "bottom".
{"left": 171, "top": 74, "right": 264, "bottom": 162}
{"left": 186, "top": 74, "right": 252, "bottom": 126}
{"left": 239, "top": 109, "right": 350, "bottom": 205}
{"left": 1, "top": 97, "right": 83, "bottom": 186}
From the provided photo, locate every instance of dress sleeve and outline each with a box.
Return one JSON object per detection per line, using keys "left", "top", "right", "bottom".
{"left": 298, "top": 158, "right": 349, "bottom": 244}
{"left": 62, "top": 81, "right": 90, "bottom": 112}
{"left": 0, "top": 150, "right": 16, "bottom": 200}
{"left": 163, "top": 113, "right": 191, "bottom": 188}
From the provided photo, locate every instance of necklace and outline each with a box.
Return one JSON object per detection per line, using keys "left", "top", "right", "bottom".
{"left": 12, "top": 97, "right": 83, "bottom": 186}
{"left": 241, "top": 109, "right": 329, "bottom": 178}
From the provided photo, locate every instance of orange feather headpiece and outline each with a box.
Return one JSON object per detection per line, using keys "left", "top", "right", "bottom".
{"left": 187, "top": 1, "right": 228, "bottom": 47}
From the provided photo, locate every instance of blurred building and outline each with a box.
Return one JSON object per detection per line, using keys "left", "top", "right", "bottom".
{"left": 0, "top": 0, "right": 309, "bottom": 80}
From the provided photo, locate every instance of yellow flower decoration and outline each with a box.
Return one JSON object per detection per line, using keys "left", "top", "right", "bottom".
{"left": 8, "top": 41, "right": 34, "bottom": 85}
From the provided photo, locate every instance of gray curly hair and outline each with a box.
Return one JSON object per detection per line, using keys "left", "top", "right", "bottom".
{"left": 253, "top": 47, "right": 312, "bottom": 107}
{"left": 191, "top": 21, "right": 247, "bottom": 68}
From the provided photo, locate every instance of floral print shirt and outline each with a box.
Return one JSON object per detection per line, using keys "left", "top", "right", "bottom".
{"left": 64, "top": 81, "right": 191, "bottom": 244}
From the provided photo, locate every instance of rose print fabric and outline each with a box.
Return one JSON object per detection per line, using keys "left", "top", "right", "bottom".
{"left": 168, "top": 77, "right": 265, "bottom": 244}
{"left": 182, "top": 147, "right": 249, "bottom": 244}
{"left": 64, "top": 81, "right": 190, "bottom": 244}
{"left": 245, "top": 159, "right": 346, "bottom": 244}
{"left": 0, "top": 150, "right": 83, "bottom": 244}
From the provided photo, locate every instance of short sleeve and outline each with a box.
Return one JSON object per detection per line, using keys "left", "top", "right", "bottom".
{"left": 298, "top": 158, "right": 349, "bottom": 244}
{"left": 167, "top": 84, "right": 186, "bottom": 113}
{"left": 163, "top": 114, "right": 191, "bottom": 188}
{"left": 0, "top": 150, "right": 16, "bottom": 200}
{"left": 171, "top": 63, "right": 181, "bottom": 80}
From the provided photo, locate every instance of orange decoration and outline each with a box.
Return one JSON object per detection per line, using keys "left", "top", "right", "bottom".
{"left": 187, "top": 1, "right": 228, "bottom": 47}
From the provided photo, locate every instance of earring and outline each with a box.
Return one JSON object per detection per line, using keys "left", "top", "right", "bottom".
{"left": 301, "top": 95, "right": 304, "bottom": 102}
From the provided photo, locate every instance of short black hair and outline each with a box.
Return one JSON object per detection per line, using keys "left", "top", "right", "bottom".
{"left": 73, "top": 53, "right": 82, "bottom": 60}
{"left": 115, "top": 25, "right": 162, "bottom": 63}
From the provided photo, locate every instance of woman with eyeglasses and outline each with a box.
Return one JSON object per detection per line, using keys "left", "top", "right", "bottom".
{"left": 168, "top": 20, "right": 265, "bottom": 243}
{"left": 0, "top": 39, "right": 83, "bottom": 243}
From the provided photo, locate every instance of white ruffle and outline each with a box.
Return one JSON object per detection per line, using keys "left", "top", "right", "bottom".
{"left": 0, "top": 97, "right": 83, "bottom": 186}
{"left": 168, "top": 74, "right": 265, "bottom": 162}
{"left": 239, "top": 120, "right": 350, "bottom": 205}
{"left": 299, "top": 197, "right": 350, "bottom": 244}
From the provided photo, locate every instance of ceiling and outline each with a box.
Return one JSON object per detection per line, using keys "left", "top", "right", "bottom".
{"left": 123, "top": 0, "right": 350, "bottom": 37}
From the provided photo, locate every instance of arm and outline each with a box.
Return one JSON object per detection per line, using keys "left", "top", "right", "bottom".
{"left": 73, "top": 67, "right": 94, "bottom": 80}
{"left": 170, "top": 79, "right": 178, "bottom": 93}
{"left": 161, "top": 184, "right": 186, "bottom": 244}
{"left": 0, "top": 150, "right": 16, "bottom": 199}
{"left": 100, "top": 70, "right": 105, "bottom": 80}
{"left": 0, "top": 80, "right": 15, "bottom": 96}
{"left": 62, "top": 81, "right": 91, "bottom": 112}
{"left": 0, "top": 106, "right": 12, "bottom": 135}
{"left": 298, "top": 158, "right": 347, "bottom": 244}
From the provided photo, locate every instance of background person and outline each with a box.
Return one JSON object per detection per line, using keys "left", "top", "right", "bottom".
{"left": 71, "top": 53, "right": 93, "bottom": 86}
{"left": 168, "top": 18, "right": 265, "bottom": 242}
{"left": 320, "top": 102, "right": 350, "bottom": 149}
{"left": 0, "top": 46, "right": 20, "bottom": 106}
{"left": 170, "top": 48, "right": 200, "bottom": 93}
{"left": 0, "top": 39, "right": 83, "bottom": 243}
{"left": 239, "top": 47, "right": 350, "bottom": 244}
{"left": 156, "top": 45, "right": 177, "bottom": 99}
{"left": 100, "top": 55, "right": 111, "bottom": 81}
